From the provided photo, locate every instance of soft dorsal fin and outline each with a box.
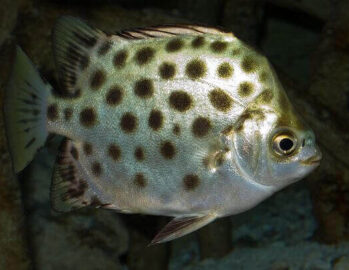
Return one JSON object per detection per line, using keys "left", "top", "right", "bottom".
{"left": 150, "top": 214, "right": 217, "bottom": 245}
{"left": 52, "top": 16, "right": 105, "bottom": 96}
{"left": 116, "top": 24, "right": 231, "bottom": 40}
{"left": 50, "top": 138, "right": 111, "bottom": 212}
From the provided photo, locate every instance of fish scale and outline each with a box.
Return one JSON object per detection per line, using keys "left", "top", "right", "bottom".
{"left": 4, "top": 16, "right": 321, "bottom": 244}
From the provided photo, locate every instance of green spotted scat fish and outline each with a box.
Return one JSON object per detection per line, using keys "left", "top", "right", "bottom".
{"left": 4, "top": 16, "right": 322, "bottom": 245}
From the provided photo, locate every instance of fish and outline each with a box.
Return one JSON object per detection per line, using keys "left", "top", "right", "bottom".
{"left": 4, "top": 16, "right": 322, "bottom": 245}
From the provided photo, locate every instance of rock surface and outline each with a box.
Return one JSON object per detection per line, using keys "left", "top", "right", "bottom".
{"left": 305, "top": 0, "right": 349, "bottom": 244}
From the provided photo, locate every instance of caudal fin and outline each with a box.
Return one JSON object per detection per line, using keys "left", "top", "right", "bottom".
{"left": 4, "top": 47, "right": 50, "bottom": 173}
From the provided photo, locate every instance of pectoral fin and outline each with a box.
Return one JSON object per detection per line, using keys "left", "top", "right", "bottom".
{"left": 150, "top": 214, "right": 217, "bottom": 245}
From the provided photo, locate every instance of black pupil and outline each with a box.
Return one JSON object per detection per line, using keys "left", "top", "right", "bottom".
{"left": 279, "top": 138, "right": 294, "bottom": 152}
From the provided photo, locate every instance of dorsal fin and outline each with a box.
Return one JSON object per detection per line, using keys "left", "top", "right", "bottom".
{"left": 52, "top": 16, "right": 105, "bottom": 97}
{"left": 50, "top": 138, "right": 111, "bottom": 212}
{"left": 116, "top": 24, "right": 232, "bottom": 40}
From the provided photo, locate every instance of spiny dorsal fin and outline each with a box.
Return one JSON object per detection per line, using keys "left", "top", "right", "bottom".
{"left": 116, "top": 24, "right": 232, "bottom": 40}
{"left": 52, "top": 16, "right": 105, "bottom": 97}
{"left": 51, "top": 138, "right": 111, "bottom": 212}
{"left": 150, "top": 214, "right": 217, "bottom": 245}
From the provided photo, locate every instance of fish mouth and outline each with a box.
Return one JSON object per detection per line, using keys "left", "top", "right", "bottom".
{"left": 301, "top": 153, "right": 322, "bottom": 166}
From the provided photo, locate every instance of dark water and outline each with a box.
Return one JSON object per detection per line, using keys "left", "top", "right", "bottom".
{"left": 1, "top": 0, "right": 349, "bottom": 269}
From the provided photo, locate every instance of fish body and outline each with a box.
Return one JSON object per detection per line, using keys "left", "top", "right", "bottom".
{"left": 4, "top": 17, "right": 321, "bottom": 244}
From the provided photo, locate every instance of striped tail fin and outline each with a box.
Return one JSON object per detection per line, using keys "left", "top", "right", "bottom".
{"left": 4, "top": 47, "right": 51, "bottom": 173}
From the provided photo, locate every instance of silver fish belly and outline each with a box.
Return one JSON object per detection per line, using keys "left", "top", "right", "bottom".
{"left": 4, "top": 16, "right": 321, "bottom": 244}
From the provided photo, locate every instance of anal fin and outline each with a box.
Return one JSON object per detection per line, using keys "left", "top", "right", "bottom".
{"left": 50, "top": 138, "right": 110, "bottom": 212}
{"left": 150, "top": 214, "right": 217, "bottom": 245}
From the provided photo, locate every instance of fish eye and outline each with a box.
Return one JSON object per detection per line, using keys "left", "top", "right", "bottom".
{"left": 272, "top": 132, "right": 297, "bottom": 156}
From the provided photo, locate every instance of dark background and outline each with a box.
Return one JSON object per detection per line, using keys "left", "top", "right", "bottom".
{"left": 1, "top": 0, "right": 349, "bottom": 269}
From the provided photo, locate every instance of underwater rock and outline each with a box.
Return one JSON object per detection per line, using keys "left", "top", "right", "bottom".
{"left": 266, "top": 0, "right": 331, "bottom": 21}
{"left": 0, "top": 0, "right": 20, "bottom": 47}
{"left": 198, "top": 217, "right": 232, "bottom": 259}
{"left": 306, "top": 0, "right": 349, "bottom": 243}
{"left": 24, "top": 146, "right": 129, "bottom": 270}
{"left": 143, "top": 0, "right": 222, "bottom": 24}
{"left": 169, "top": 233, "right": 200, "bottom": 270}
{"left": 127, "top": 229, "right": 169, "bottom": 270}
{"left": 222, "top": 0, "right": 264, "bottom": 44}
{"left": 180, "top": 242, "right": 349, "bottom": 270}
{"left": 333, "top": 255, "right": 349, "bottom": 270}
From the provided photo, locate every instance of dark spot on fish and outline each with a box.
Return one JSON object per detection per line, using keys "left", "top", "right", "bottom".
{"left": 209, "top": 88, "right": 233, "bottom": 112}
{"left": 66, "top": 44, "right": 77, "bottom": 61}
{"left": 113, "top": 49, "right": 128, "bottom": 68}
{"left": 64, "top": 108, "right": 73, "bottom": 121}
{"left": 108, "top": 144, "right": 121, "bottom": 161}
{"left": 192, "top": 117, "right": 211, "bottom": 138}
{"left": 98, "top": 40, "right": 112, "bottom": 56}
{"left": 47, "top": 103, "right": 58, "bottom": 121}
{"left": 74, "top": 32, "right": 97, "bottom": 48}
{"left": 202, "top": 155, "right": 210, "bottom": 168}
{"left": 135, "top": 47, "right": 155, "bottom": 65}
{"left": 83, "top": 142, "right": 93, "bottom": 155}
{"left": 91, "top": 162, "right": 102, "bottom": 177}
{"left": 58, "top": 163, "right": 75, "bottom": 179}
{"left": 235, "top": 109, "right": 264, "bottom": 132}
{"left": 79, "top": 54, "right": 90, "bottom": 70}
{"left": 185, "top": 59, "right": 206, "bottom": 80}
{"left": 148, "top": 109, "right": 163, "bottom": 131}
{"left": 90, "top": 195, "right": 110, "bottom": 207}
{"left": 257, "top": 89, "right": 274, "bottom": 104}
{"left": 80, "top": 107, "right": 97, "bottom": 127}
{"left": 25, "top": 138, "right": 36, "bottom": 149}
{"left": 232, "top": 48, "right": 241, "bottom": 56}
{"left": 241, "top": 55, "right": 257, "bottom": 73}
{"left": 166, "top": 38, "right": 184, "bottom": 52}
{"left": 259, "top": 71, "right": 269, "bottom": 83}
{"left": 210, "top": 41, "right": 227, "bottom": 53}
{"left": 134, "top": 147, "right": 145, "bottom": 161}
{"left": 159, "top": 62, "right": 176, "bottom": 80}
{"left": 173, "top": 124, "right": 180, "bottom": 135}
{"left": 238, "top": 82, "right": 254, "bottom": 97}
{"left": 134, "top": 173, "right": 147, "bottom": 188}
{"left": 134, "top": 79, "right": 154, "bottom": 98}
{"left": 191, "top": 36, "right": 205, "bottom": 48}
{"left": 169, "top": 91, "right": 193, "bottom": 112}
{"left": 67, "top": 179, "right": 88, "bottom": 198}
{"left": 160, "top": 141, "right": 176, "bottom": 159}
{"left": 71, "top": 146, "right": 79, "bottom": 160}
{"left": 222, "top": 125, "right": 234, "bottom": 135}
{"left": 217, "top": 62, "right": 233, "bottom": 78}
{"left": 90, "top": 196, "right": 102, "bottom": 207}
{"left": 90, "top": 69, "right": 106, "bottom": 90}
{"left": 106, "top": 85, "right": 123, "bottom": 106}
{"left": 120, "top": 112, "right": 137, "bottom": 133}
{"left": 69, "top": 89, "right": 82, "bottom": 99}
{"left": 183, "top": 174, "right": 200, "bottom": 191}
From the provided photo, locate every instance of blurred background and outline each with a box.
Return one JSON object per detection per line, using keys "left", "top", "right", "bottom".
{"left": 1, "top": 0, "right": 349, "bottom": 269}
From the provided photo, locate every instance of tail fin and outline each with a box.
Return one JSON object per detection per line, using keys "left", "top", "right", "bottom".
{"left": 4, "top": 47, "right": 50, "bottom": 173}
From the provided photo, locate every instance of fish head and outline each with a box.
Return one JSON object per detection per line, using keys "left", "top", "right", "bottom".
{"left": 230, "top": 88, "right": 321, "bottom": 191}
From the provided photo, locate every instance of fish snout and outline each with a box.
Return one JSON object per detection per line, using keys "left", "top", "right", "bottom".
{"left": 300, "top": 145, "right": 322, "bottom": 166}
